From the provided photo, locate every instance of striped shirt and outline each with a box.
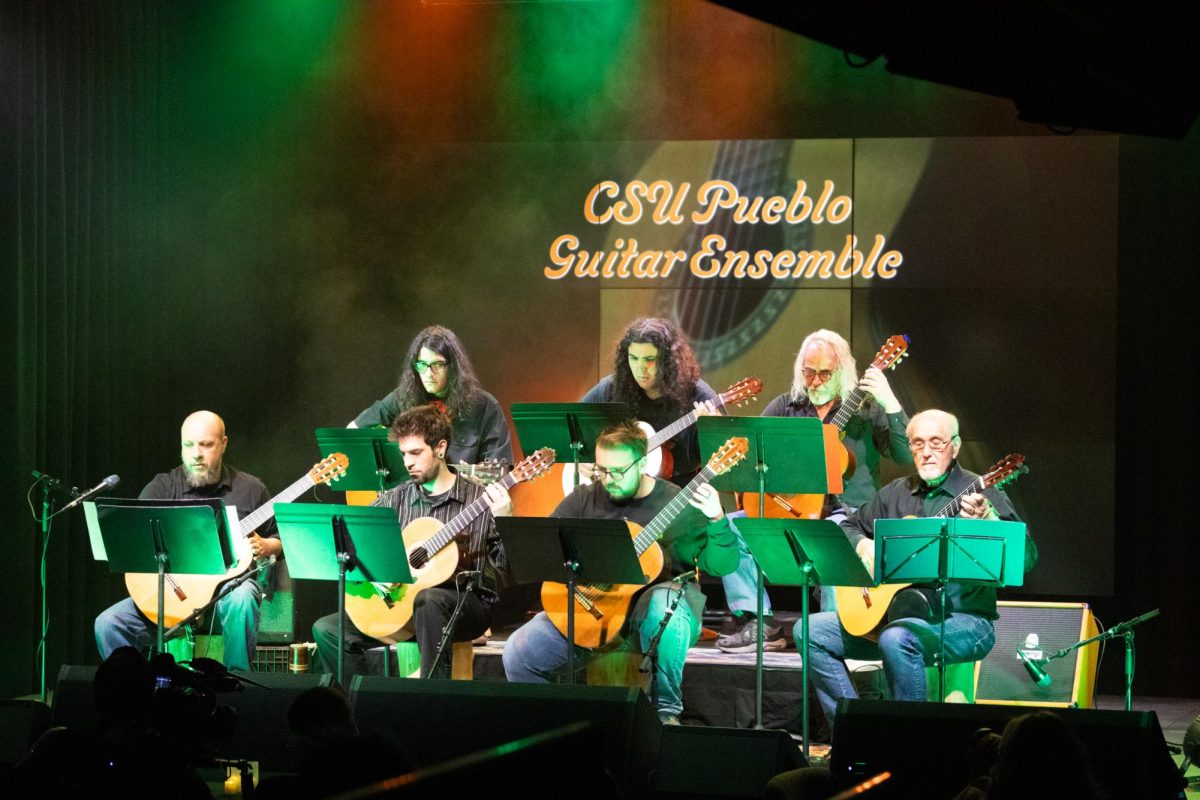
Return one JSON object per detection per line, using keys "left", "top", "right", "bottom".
{"left": 372, "top": 474, "right": 507, "bottom": 600}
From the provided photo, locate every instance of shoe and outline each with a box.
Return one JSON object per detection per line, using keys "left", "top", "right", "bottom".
{"left": 716, "top": 619, "right": 786, "bottom": 653}
{"left": 659, "top": 713, "right": 681, "bottom": 726}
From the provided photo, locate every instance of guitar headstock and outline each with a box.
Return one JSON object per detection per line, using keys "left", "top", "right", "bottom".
{"left": 719, "top": 376, "right": 763, "bottom": 409}
{"left": 870, "top": 334, "right": 911, "bottom": 372}
{"left": 454, "top": 458, "right": 510, "bottom": 486}
{"left": 706, "top": 437, "right": 750, "bottom": 476}
{"left": 982, "top": 453, "right": 1027, "bottom": 491}
{"left": 511, "top": 448, "right": 557, "bottom": 483}
{"left": 310, "top": 452, "right": 349, "bottom": 486}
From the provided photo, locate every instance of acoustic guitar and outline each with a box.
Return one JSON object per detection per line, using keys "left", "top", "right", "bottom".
{"left": 741, "top": 334, "right": 910, "bottom": 520}
{"left": 559, "top": 376, "right": 763, "bottom": 493}
{"left": 126, "top": 453, "right": 349, "bottom": 626}
{"left": 834, "top": 453, "right": 1027, "bottom": 639}
{"left": 343, "top": 447, "right": 556, "bottom": 644}
{"left": 542, "top": 437, "right": 749, "bottom": 649}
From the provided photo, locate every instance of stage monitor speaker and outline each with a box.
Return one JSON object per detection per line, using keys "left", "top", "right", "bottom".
{"left": 654, "top": 726, "right": 807, "bottom": 799}
{"left": 832, "top": 699, "right": 1183, "bottom": 800}
{"left": 0, "top": 700, "right": 51, "bottom": 767}
{"left": 50, "top": 665, "right": 99, "bottom": 730}
{"left": 349, "top": 677, "right": 661, "bottom": 798}
{"left": 975, "top": 601, "right": 1099, "bottom": 708}
{"left": 218, "top": 670, "right": 333, "bottom": 773}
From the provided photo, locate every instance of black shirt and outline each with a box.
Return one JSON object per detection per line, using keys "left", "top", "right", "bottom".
{"left": 840, "top": 461, "right": 1037, "bottom": 619}
{"left": 353, "top": 390, "right": 513, "bottom": 467}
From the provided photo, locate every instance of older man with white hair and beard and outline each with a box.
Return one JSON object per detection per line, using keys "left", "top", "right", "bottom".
{"left": 798, "top": 409, "right": 1037, "bottom": 732}
{"left": 718, "top": 329, "right": 913, "bottom": 653}
{"left": 94, "top": 410, "right": 278, "bottom": 670}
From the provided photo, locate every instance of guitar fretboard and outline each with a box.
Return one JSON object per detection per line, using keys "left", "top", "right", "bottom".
{"left": 630, "top": 464, "right": 719, "bottom": 556}
{"left": 421, "top": 470, "right": 521, "bottom": 557}
{"left": 932, "top": 476, "right": 988, "bottom": 519}
{"left": 238, "top": 472, "right": 316, "bottom": 536}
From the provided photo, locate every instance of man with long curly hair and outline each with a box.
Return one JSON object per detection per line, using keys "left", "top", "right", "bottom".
{"left": 350, "top": 325, "right": 512, "bottom": 467}
{"left": 581, "top": 317, "right": 719, "bottom": 486}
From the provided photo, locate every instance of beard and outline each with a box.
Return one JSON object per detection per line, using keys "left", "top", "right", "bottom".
{"left": 184, "top": 462, "right": 222, "bottom": 488}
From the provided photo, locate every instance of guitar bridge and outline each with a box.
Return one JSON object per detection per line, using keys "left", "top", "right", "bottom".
{"left": 574, "top": 589, "right": 605, "bottom": 620}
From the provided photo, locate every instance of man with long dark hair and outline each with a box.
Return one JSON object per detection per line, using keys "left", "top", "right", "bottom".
{"left": 582, "top": 317, "right": 718, "bottom": 486}
{"left": 350, "top": 325, "right": 512, "bottom": 467}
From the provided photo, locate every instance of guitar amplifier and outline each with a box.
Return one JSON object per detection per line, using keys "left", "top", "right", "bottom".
{"left": 975, "top": 601, "right": 1099, "bottom": 707}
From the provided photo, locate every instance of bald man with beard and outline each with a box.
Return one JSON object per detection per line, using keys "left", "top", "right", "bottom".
{"left": 94, "top": 411, "right": 278, "bottom": 670}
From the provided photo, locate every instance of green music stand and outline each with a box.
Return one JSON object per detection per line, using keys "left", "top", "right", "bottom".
{"left": 496, "top": 516, "right": 646, "bottom": 684}
{"left": 738, "top": 518, "right": 873, "bottom": 759}
{"left": 875, "top": 517, "right": 1028, "bottom": 700}
{"left": 315, "top": 427, "right": 407, "bottom": 492}
{"left": 510, "top": 403, "right": 627, "bottom": 491}
{"left": 274, "top": 502, "right": 413, "bottom": 685}
{"left": 95, "top": 498, "right": 234, "bottom": 654}
{"left": 698, "top": 415, "right": 840, "bottom": 729}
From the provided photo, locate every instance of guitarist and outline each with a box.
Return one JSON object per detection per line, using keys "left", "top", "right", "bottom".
{"left": 348, "top": 325, "right": 513, "bottom": 468}
{"left": 581, "top": 317, "right": 721, "bottom": 486}
{"left": 801, "top": 410, "right": 1038, "bottom": 733}
{"left": 502, "top": 420, "right": 738, "bottom": 724}
{"left": 312, "top": 404, "right": 513, "bottom": 680}
{"left": 94, "top": 410, "right": 280, "bottom": 671}
{"left": 719, "top": 329, "right": 913, "bottom": 653}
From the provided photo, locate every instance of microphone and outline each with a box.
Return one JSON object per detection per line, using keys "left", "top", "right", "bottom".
{"left": 1017, "top": 648, "right": 1051, "bottom": 687}
{"left": 59, "top": 474, "right": 120, "bottom": 513}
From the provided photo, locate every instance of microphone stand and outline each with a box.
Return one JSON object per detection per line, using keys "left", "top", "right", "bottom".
{"left": 32, "top": 472, "right": 79, "bottom": 704}
{"left": 428, "top": 571, "right": 480, "bottom": 678}
{"left": 1044, "top": 608, "right": 1160, "bottom": 711}
{"left": 640, "top": 571, "right": 696, "bottom": 712}
{"left": 162, "top": 560, "right": 275, "bottom": 643}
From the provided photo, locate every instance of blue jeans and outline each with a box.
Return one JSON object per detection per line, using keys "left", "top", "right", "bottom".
{"left": 94, "top": 580, "right": 262, "bottom": 670}
{"left": 503, "top": 585, "right": 700, "bottom": 717}
{"left": 797, "top": 610, "right": 996, "bottom": 730}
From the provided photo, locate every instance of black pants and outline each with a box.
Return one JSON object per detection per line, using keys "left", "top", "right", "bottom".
{"left": 312, "top": 586, "right": 491, "bottom": 680}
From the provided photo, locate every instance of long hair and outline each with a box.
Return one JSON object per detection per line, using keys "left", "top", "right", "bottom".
{"left": 610, "top": 317, "right": 701, "bottom": 416}
{"left": 788, "top": 329, "right": 858, "bottom": 405}
{"left": 391, "top": 325, "right": 483, "bottom": 421}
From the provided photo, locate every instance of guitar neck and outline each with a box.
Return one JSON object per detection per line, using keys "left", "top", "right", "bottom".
{"left": 647, "top": 391, "right": 734, "bottom": 451}
{"left": 829, "top": 387, "right": 867, "bottom": 430}
{"left": 933, "top": 476, "right": 987, "bottom": 518}
{"left": 237, "top": 472, "right": 316, "bottom": 537}
{"left": 631, "top": 466, "right": 717, "bottom": 556}
{"left": 423, "top": 471, "right": 520, "bottom": 556}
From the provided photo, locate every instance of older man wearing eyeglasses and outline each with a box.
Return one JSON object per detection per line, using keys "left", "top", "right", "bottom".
{"left": 799, "top": 409, "right": 1038, "bottom": 733}
{"left": 501, "top": 420, "right": 739, "bottom": 724}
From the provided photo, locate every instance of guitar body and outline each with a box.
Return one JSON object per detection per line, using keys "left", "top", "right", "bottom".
{"left": 834, "top": 582, "right": 913, "bottom": 639}
{"left": 739, "top": 491, "right": 823, "bottom": 520}
{"left": 125, "top": 534, "right": 254, "bottom": 627}
{"left": 541, "top": 524, "right": 666, "bottom": 649}
{"left": 343, "top": 516, "right": 461, "bottom": 644}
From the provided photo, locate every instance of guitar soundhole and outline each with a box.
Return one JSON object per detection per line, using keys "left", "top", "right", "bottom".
{"left": 410, "top": 548, "right": 429, "bottom": 569}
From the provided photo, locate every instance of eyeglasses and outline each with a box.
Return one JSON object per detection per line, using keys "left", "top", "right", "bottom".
{"left": 801, "top": 368, "right": 837, "bottom": 382}
{"left": 589, "top": 460, "right": 640, "bottom": 482}
{"left": 413, "top": 359, "right": 449, "bottom": 375}
{"left": 908, "top": 436, "right": 958, "bottom": 453}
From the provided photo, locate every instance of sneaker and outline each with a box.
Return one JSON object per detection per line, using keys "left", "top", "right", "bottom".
{"left": 716, "top": 619, "right": 786, "bottom": 653}
{"left": 659, "top": 713, "right": 681, "bottom": 726}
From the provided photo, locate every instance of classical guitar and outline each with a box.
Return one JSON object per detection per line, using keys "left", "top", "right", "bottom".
{"left": 344, "top": 447, "right": 556, "bottom": 644}
{"left": 741, "top": 335, "right": 910, "bottom": 520}
{"left": 560, "top": 376, "right": 762, "bottom": 493}
{"left": 542, "top": 437, "right": 750, "bottom": 649}
{"left": 126, "top": 453, "right": 350, "bottom": 626}
{"left": 834, "top": 453, "right": 1027, "bottom": 639}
